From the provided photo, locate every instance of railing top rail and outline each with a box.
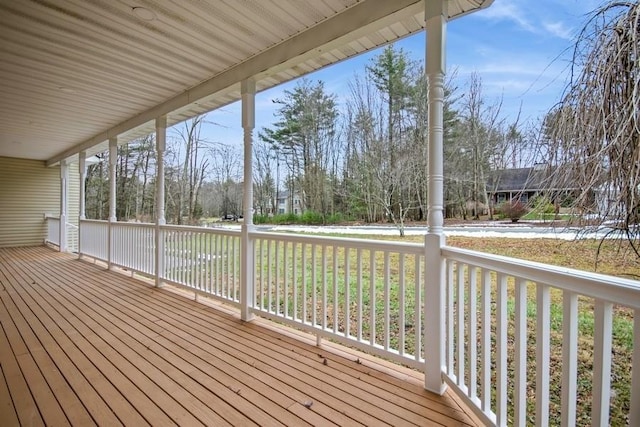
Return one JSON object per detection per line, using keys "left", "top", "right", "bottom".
{"left": 160, "top": 223, "right": 241, "bottom": 235}
{"left": 79, "top": 219, "right": 241, "bottom": 236}
{"left": 109, "top": 221, "right": 155, "bottom": 228}
{"left": 79, "top": 219, "right": 108, "bottom": 224}
{"left": 250, "top": 230, "right": 424, "bottom": 254}
{"left": 442, "top": 245, "right": 640, "bottom": 309}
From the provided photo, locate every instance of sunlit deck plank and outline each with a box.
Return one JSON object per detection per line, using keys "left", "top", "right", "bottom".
{"left": 0, "top": 246, "right": 480, "bottom": 427}
{"left": 0, "top": 318, "right": 41, "bottom": 426}
{"left": 0, "top": 364, "right": 20, "bottom": 426}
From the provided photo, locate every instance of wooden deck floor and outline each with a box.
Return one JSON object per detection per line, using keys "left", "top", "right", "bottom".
{"left": 0, "top": 246, "right": 479, "bottom": 426}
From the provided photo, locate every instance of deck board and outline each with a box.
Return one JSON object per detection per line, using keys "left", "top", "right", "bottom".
{"left": 0, "top": 246, "right": 480, "bottom": 426}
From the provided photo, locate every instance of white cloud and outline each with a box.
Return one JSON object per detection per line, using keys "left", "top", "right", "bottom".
{"left": 480, "top": 2, "right": 534, "bottom": 30}
{"left": 543, "top": 21, "right": 574, "bottom": 40}
{"left": 477, "top": 0, "right": 576, "bottom": 40}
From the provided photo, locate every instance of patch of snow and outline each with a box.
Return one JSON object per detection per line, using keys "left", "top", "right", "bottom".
{"left": 269, "top": 225, "right": 619, "bottom": 240}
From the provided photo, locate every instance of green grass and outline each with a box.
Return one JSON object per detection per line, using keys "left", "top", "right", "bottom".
{"left": 252, "top": 240, "right": 420, "bottom": 354}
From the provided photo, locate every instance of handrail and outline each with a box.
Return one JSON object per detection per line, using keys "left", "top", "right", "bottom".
{"left": 442, "top": 245, "right": 640, "bottom": 309}
{"left": 162, "top": 223, "right": 241, "bottom": 235}
{"left": 250, "top": 230, "right": 424, "bottom": 254}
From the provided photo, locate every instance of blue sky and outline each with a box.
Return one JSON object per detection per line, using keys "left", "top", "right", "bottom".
{"left": 187, "top": 0, "right": 602, "bottom": 147}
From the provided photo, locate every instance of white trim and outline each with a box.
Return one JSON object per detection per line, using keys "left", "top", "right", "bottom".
{"left": 59, "top": 159, "right": 68, "bottom": 252}
{"left": 155, "top": 116, "right": 167, "bottom": 287}
{"left": 241, "top": 79, "right": 256, "bottom": 321}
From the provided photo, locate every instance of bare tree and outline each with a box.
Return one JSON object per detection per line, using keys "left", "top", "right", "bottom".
{"left": 547, "top": 1, "right": 640, "bottom": 254}
{"left": 342, "top": 74, "right": 386, "bottom": 223}
{"left": 253, "top": 140, "right": 277, "bottom": 216}
{"left": 172, "top": 115, "right": 211, "bottom": 224}
{"left": 133, "top": 134, "right": 156, "bottom": 221}
{"left": 448, "top": 72, "right": 505, "bottom": 219}
{"left": 85, "top": 153, "right": 108, "bottom": 220}
{"left": 211, "top": 144, "right": 242, "bottom": 218}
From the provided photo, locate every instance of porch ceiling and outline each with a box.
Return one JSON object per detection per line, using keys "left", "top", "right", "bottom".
{"left": 0, "top": 0, "right": 492, "bottom": 165}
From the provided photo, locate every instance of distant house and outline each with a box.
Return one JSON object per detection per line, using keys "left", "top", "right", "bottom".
{"left": 487, "top": 165, "right": 578, "bottom": 206}
{"left": 276, "top": 190, "right": 304, "bottom": 215}
{"left": 487, "top": 166, "right": 547, "bottom": 205}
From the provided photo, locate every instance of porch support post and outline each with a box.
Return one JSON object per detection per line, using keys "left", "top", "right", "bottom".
{"left": 79, "top": 151, "right": 87, "bottom": 220}
{"left": 108, "top": 137, "right": 117, "bottom": 268}
{"left": 155, "top": 116, "right": 167, "bottom": 287}
{"left": 240, "top": 78, "right": 256, "bottom": 322}
{"left": 423, "top": 0, "right": 447, "bottom": 395}
{"left": 78, "top": 151, "right": 86, "bottom": 257}
{"left": 59, "top": 159, "right": 68, "bottom": 252}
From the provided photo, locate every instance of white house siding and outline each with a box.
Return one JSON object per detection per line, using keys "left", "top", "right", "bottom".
{"left": 0, "top": 156, "right": 79, "bottom": 248}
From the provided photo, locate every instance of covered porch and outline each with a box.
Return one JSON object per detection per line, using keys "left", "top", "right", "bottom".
{"left": 0, "top": 245, "right": 478, "bottom": 426}
{"left": 2, "top": 0, "right": 640, "bottom": 425}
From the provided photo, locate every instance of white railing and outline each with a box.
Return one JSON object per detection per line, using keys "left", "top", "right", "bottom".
{"left": 79, "top": 220, "right": 241, "bottom": 306}
{"left": 45, "top": 216, "right": 60, "bottom": 246}
{"left": 441, "top": 246, "right": 640, "bottom": 427}
{"left": 110, "top": 222, "right": 156, "bottom": 275}
{"left": 79, "top": 219, "right": 109, "bottom": 261}
{"left": 160, "top": 225, "right": 241, "bottom": 307}
{"left": 72, "top": 220, "right": 640, "bottom": 425}
{"left": 250, "top": 231, "right": 426, "bottom": 370}
{"left": 66, "top": 222, "right": 78, "bottom": 253}
{"left": 45, "top": 216, "right": 78, "bottom": 252}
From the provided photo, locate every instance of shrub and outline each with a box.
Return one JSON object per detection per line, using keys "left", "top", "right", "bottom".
{"left": 285, "top": 212, "right": 298, "bottom": 223}
{"left": 531, "top": 195, "right": 556, "bottom": 215}
{"left": 500, "top": 200, "right": 529, "bottom": 222}
{"left": 271, "top": 213, "right": 298, "bottom": 224}
{"left": 253, "top": 214, "right": 269, "bottom": 224}
{"left": 301, "top": 211, "right": 324, "bottom": 225}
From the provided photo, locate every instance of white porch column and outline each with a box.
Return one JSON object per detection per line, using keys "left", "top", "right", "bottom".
{"left": 240, "top": 79, "right": 256, "bottom": 321}
{"left": 423, "top": 0, "right": 448, "bottom": 395}
{"left": 79, "top": 151, "right": 87, "bottom": 220}
{"left": 59, "top": 159, "right": 68, "bottom": 252}
{"left": 155, "top": 116, "right": 167, "bottom": 287}
{"left": 78, "top": 151, "right": 87, "bottom": 257}
{"left": 109, "top": 138, "right": 117, "bottom": 222}
{"left": 108, "top": 137, "right": 117, "bottom": 268}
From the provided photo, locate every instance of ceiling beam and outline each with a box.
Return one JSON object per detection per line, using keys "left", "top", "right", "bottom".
{"left": 46, "top": 0, "right": 423, "bottom": 166}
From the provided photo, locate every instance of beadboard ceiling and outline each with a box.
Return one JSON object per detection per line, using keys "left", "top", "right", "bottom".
{"left": 0, "top": 0, "right": 492, "bottom": 165}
